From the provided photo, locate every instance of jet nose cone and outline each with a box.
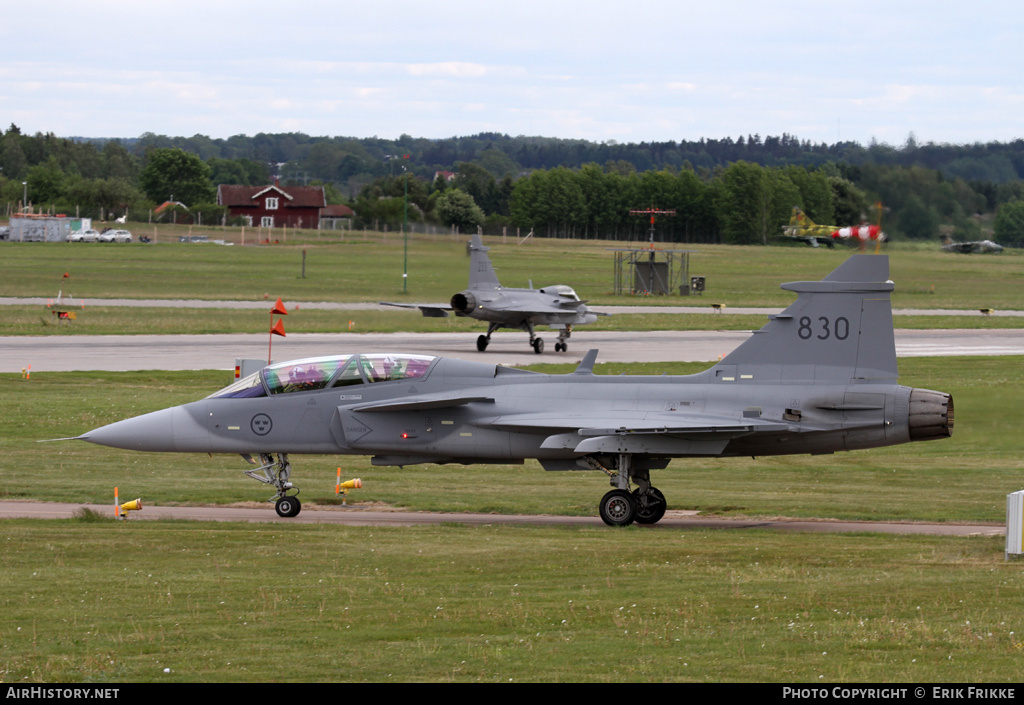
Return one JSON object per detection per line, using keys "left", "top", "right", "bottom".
{"left": 82, "top": 405, "right": 211, "bottom": 453}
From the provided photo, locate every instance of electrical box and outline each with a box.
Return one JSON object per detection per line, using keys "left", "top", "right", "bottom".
{"left": 235, "top": 358, "right": 265, "bottom": 380}
{"left": 1008, "top": 490, "right": 1024, "bottom": 560}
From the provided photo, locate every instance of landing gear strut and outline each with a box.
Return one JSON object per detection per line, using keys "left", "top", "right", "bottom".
{"left": 242, "top": 452, "right": 302, "bottom": 517}
{"left": 554, "top": 326, "right": 571, "bottom": 353}
{"left": 588, "top": 454, "right": 667, "bottom": 526}
{"left": 475, "top": 321, "right": 554, "bottom": 354}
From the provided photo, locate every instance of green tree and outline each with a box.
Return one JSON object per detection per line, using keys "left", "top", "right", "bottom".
{"left": 25, "top": 157, "right": 66, "bottom": 206}
{"left": 208, "top": 157, "right": 269, "bottom": 186}
{"left": 898, "top": 194, "right": 940, "bottom": 240}
{"left": 717, "top": 161, "right": 768, "bottom": 245}
{"left": 139, "top": 148, "right": 215, "bottom": 205}
{"left": 436, "top": 188, "right": 485, "bottom": 231}
{"left": 993, "top": 200, "right": 1024, "bottom": 247}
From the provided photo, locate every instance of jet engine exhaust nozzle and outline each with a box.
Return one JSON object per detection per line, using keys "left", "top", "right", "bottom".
{"left": 450, "top": 291, "right": 477, "bottom": 314}
{"left": 908, "top": 388, "right": 954, "bottom": 441}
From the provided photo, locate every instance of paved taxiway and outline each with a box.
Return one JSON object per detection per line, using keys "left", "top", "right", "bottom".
{"left": 0, "top": 502, "right": 1004, "bottom": 537}
{"left": 2, "top": 328, "right": 1023, "bottom": 372}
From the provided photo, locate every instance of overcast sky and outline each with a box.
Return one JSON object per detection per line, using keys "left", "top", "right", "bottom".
{"left": 2, "top": 0, "right": 1021, "bottom": 148}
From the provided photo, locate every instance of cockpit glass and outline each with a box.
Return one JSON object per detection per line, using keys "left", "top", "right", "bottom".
{"left": 359, "top": 354, "right": 435, "bottom": 383}
{"left": 208, "top": 371, "right": 267, "bottom": 399}
{"left": 264, "top": 356, "right": 349, "bottom": 395}
{"left": 540, "top": 284, "right": 579, "bottom": 300}
{"left": 330, "top": 357, "right": 364, "bottom": 387}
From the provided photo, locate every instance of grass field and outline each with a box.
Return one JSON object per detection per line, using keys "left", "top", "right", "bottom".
{"left": 2, "top": 230, "right": 1022, "bottom": 312}
{"left": 6, "top": 306, "right": 1022, "bottom": 337}
{"left": 2, "top": 357, "right": 1023, "bottom": 682}
{"left": 2, "top": 520, "right": 1018, "bottom": 682}
{"left": 3, "top": 233, "right": 1023, "bottom": 682}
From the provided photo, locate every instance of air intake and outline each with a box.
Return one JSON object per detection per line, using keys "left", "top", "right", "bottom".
{"left": 908, "top": 388, "right": 954, "bottom": 441}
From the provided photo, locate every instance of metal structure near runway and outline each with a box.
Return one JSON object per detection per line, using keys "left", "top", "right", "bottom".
{"left": 7, "top": 214, "right": 73, "bottom": 242}
{"left": 610, "top": 247, "right": 697, "bottom": 295}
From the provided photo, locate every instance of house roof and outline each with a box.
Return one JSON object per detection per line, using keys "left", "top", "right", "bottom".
{"left": 320, "top": 204, "right": 355, "bottom": 218}
{"left": 217, "top": 184, "right": 326, "bottom": 208}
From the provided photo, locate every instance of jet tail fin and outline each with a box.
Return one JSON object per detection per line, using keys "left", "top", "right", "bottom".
{"left": 468, "top": 234, "right": 501, "bottom": 289}
{"left": 715, "top": 255, "right": 897, "bottom": 382}
{"left": 789, "top": 206, "right": 816, "bottom": 229}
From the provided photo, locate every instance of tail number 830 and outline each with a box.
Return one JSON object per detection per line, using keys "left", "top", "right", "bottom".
{"left": 798, "top": 316, "right": 850, "bottom": 341}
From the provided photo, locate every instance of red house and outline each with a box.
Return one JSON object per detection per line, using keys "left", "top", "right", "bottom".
{"left": 217, "top": 182, "right": 326, "bottom": 229}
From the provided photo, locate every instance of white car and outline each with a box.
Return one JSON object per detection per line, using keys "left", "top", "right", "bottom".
{"left": 69, "top": 229, "right": 100, "bottom": 242}
{"left": 98, "top": 229, "right": 133, "bottom": 243}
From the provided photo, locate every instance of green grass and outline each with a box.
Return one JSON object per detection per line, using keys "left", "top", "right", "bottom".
{"left": 2, "top": 232, "right": 1022, "bottom": 311}
{"left": 1, "top": 520, "right": 1019, "bottom": 682}
{"left": 4, "top": 233, "right": 1024, "bottom": 682}
{"left": 2, "top": 233, "right": 1020, "bottom": 336}
{"left": 2, "top": 306, "right": 1021, "bottom": 337}
{"left": 2, "top": 358, "right": 1022, "bottom": 682}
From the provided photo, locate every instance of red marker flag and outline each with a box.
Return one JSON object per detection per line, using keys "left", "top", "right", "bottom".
{"left": 271, "top": 297, "right": 288, "bottom": 315}
{"left": 270, "top": 319, "right": 286, "bottom": 337}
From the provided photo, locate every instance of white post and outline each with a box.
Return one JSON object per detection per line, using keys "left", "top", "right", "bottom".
{"left": 1007, "top": 490, "right": 1024, "bottom": 560}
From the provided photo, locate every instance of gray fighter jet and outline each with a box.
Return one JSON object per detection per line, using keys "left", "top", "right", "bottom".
{"left": 74, "top": 255, "right": 953, "bottom": 525}
{"left": 942, "top": 239, "right": 1004, "bottom": 254}
{"left": 381, "top": 234, "right": 603, "bottom": 353}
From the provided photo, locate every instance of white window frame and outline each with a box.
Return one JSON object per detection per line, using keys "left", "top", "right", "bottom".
{"left": 261, "top": 216, "right": 274, "bottom": 228}
{"left": 266, "top": 197, "right": 279, "bottom": 210}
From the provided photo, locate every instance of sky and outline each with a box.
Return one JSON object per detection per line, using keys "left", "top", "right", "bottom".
{"left": 1, "top": 0, "right": 1022, "bottom": 148}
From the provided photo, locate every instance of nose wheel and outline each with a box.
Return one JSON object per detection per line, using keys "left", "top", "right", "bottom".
{"left": 275, "top": 495, "right": 301, "bottom": 518}
{"left": 243, "top": 452, "right": 303, "bottom": 517}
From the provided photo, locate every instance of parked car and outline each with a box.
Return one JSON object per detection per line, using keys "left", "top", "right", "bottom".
{"left": 68, "top": 229, "right": 100, "bottom": 242}
{"left": 98, "top": 229, "right": 132, "bottom": 243}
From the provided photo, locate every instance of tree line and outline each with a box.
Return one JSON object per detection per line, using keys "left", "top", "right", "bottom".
{"left": 4, "top": 124, "right": 1024, "bottom": 245}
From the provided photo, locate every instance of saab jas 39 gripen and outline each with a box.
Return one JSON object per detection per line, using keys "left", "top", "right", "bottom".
{"left": 73, "top": 255, "right": 952, "bottom": 525}
{"left": 380, "top": 234, "right": 604, "bottom": 354}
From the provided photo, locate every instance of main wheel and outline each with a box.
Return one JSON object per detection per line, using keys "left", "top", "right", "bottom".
{"left": 599, "top": 489, "right": 636, "bottom": 527}
{"left": 633, "top": 487, "right": 667, "bottom": 525}
{"left": 275, "top": 495, "right": 301, "bottom": 518}
{"left": 477, "top": 335, "right": 489, "bottom": 352}
{"left": 532, "top": 337, "right": 544, "bottom": 354}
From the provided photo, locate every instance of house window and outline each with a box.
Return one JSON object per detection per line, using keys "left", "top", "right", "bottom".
{"left": 266, "top": 197, "right": 279, "bottom": 210}
{"left": 261, "top": 216, "right": 274, "bottom": 228}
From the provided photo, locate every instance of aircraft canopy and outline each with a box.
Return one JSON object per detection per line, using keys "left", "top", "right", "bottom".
{"left": 210, "top": 354, "right": 438, "bottom": 398}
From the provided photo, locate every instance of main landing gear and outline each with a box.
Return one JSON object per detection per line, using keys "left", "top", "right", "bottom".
{"left": 475, "top": 323, "right": 571, "bottom": 354}
{"left": 588, "top": 454, "right": 668, "bottom": 527}
{"left": 243, "top": 452, "right": 302, "bottom": 517}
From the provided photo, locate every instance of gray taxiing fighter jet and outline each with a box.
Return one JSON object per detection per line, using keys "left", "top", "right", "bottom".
{"left": 75, "top": 255, "right": 953, "bottom": 525}
{"left": 381, "top": 234, "right": 603, "bottom": 353}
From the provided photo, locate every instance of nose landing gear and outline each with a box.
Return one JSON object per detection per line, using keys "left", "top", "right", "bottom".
{"left": 242, "top": 452, "right": 302, "bottom": 517}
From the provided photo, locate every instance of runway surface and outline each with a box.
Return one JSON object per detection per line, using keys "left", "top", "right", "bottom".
{"left": 3, "top": 296, "right": 1024, "bottom": 317}
{"left": 2, "top": 328, "right": 1023, "bottom": 372}
{"left": 0, "top": 501, "right": 1004, "bottom": 537}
